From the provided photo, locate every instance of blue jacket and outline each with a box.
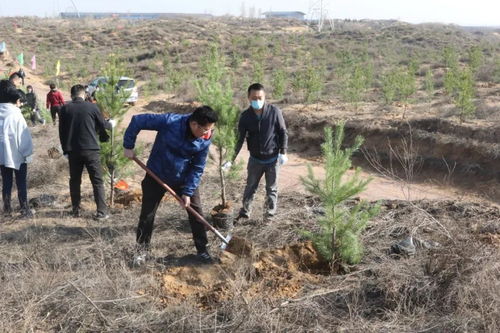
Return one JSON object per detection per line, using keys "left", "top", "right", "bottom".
{"left": 123, "top": 113, "right": 211, "bottom": 196}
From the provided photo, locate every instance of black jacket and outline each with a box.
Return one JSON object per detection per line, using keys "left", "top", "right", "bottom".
{"left": 25, "top": 92, "right": 37, "bottom": 109}
{"left": 59, "top": 97, "right": 110, "bottom": 153}
{"left": 234, "top": 103, "right": 288, "bottom": 160}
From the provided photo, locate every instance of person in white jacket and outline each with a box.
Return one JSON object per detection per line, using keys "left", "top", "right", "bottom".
{"left": 0, "top": 80, "right": 33, "bottom": 218}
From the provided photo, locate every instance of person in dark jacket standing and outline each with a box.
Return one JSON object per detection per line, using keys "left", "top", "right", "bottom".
{"left": 59, "top": 84, "right": 113, "bottom": 220}
{"left": 8, "top": 72, "right": 27, "bottom": 106}
{"left": 123, "top": 106, "right": 218, "bottom": 266}
{"left": 229, "top": 83, "right": 288, "bottom": 220}
{"left": 46, "top": 83, "right": 65, "bottom": 125}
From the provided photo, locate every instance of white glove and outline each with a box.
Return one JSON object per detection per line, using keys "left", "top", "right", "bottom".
{"left": 108, "top": 119, "right": 117, "bottom": 128}
{"left": 278, "top": 154, "right": 288, "bottom": 166}
{"left": 221, "top": 161, "right": 232, "bottom": 172}
{"left": 25, "top": 155, "right": 33, "bottom": 163}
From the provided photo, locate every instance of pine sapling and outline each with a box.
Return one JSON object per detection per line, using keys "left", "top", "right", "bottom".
{"left": 301, "top": 122, "right": 379, "bottom": 267}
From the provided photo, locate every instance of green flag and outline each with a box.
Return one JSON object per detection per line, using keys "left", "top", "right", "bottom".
{"left": 16, "top": 53, "right": 24, "bottom": 66}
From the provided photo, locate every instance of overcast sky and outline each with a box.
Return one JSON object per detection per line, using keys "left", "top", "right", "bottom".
{"left": 0, "top": 0, "right": 498, "bottom": 26}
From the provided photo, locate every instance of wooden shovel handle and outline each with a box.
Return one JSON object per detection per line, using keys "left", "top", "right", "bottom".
{"left": 132, "top": 157, "right": 229, "bottom": 244}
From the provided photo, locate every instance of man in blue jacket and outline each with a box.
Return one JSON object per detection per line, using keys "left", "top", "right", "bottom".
{"left": 123, "top": 106, "right": 218, "bottom": 265}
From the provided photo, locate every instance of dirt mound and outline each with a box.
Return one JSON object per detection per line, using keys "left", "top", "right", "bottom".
{"left": 160, "top": 241, "right": 328, "bottom": 308}
{"left": 225, "top": 235, "right": 255, "bottom": 256}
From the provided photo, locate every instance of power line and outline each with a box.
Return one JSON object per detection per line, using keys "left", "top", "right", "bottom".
{"left": 309, "top": 0, "right": 334, "bottom": 32}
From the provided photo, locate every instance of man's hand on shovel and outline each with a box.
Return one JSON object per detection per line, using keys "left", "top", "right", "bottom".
{"left": 124, "top": 148, "right": 135, "bottom": 160}
{"left": 180, "top": 195, "right": 191, "bottom": 208}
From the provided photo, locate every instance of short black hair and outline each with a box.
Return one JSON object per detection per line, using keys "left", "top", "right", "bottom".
{"left": 247, "top": 83, "right": 265, "bottom": 96}
{"left": 0, "top": 80, "right": 22, "bottom": 103}
{"left": 190, "top": 105, "right": 218, "bottom": 125}
{"left": 49, "top": 83, "right": 56, "bottom": 89}
{"left": 70, "top": 84, "right": 86, "bottom": 97}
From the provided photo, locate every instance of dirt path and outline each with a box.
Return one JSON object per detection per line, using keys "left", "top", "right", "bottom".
{"left": 234, "top": 148, "right": 463, "bottom": 202}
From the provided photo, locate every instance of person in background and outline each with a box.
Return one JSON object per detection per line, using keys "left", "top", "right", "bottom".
{"left": 8, "top": 72, "right": 27, "bottom": 106}
{"left": 59, "top": 84, "right": 113, "bottom": 220}
{"left": 25, "top": 85, "right": 45, "bottom": 126}
{"left": 228, "top": 83, "right": 288, "bottom": 220}
{"left": 46, "top": 83, "right": 65, "bottom": 126}
{"left": 17, "top": 68, "right": 26, "bottom": 86}
{"left": 0, "top": 80, "right": 34, "bottom": 218}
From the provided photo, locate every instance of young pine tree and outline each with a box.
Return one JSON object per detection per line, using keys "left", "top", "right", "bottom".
{"left": 95, "top": 55, "right": 133, "bottom": 206}
{"left": 195, "top": 44, "right": 240, "bottom": 207}
{"left": 301, "top": 122, "right": 379, "bottom": 266}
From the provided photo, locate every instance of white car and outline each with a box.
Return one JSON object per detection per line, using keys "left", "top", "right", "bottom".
{"left": 86, "top": 76, "right": 138, "bottom": 105}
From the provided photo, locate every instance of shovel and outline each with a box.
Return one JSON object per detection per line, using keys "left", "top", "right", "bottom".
{"left": 132, "top": 157, "right": 232, "bottom": 248}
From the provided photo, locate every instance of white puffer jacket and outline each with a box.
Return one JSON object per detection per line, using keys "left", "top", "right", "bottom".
{"left": 0, "top": 103, "right": 33, "bottom": 170}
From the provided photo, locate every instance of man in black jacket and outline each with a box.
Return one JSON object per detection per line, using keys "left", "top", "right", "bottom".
{"left": 59, "top": 84, "right": 113, "bottom": 220}
{"left": 8, "top": 72, "right": 27, "bottom": 106}
{"left": 230, "top": 83, "right": 288, "bottom": 219}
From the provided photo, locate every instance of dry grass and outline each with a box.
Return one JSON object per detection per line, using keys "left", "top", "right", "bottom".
{"left": 0, "top": 16, "right": 499, "bottom": 332}
{"left": 1, "top": 175, "right": 499, "bottom": 332}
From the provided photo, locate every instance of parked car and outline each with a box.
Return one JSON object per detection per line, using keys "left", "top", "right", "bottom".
{"left": 86, "top": 76, "right": 138, "bottom": 105}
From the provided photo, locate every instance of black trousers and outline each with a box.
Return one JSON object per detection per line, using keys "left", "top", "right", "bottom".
{"left": 1, "top": 163, "right": 28, "bottom": 212}
{"left": 50, "top": 105, "right": 61, "bottom": 125}
{"left": 137, "top": 174, "right": 208, "bottom": 254}
{"left": 68, "top": 150, "right": 107, "bottom": 215}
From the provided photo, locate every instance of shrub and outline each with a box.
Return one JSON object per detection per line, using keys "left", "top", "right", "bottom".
{"left": 301, "top": 122, "right": 379, "bottom": 265}
{"left": 444, "top": 65, "right": 476, "bottom": 121}
{"left": 468, "top": 46, "right": 483, "bottom": 74}
{"left": 95, "top": 55, "right": 134, "bottom": 206}
{"left": 424, "top": 69, "right": 434, "bottom": 101}
{"left": 381, "top": 66, "right": 416, "bottom": 107}
{"left": 195, "top": 44, "right": 240, "bottom": 207}
{"left": 271, "top": 68, "right": 286, "bottom": 100}
{"left": 341, "top": 63, "right": 373, "bottom": 107}
{"left": 292, "top": 64, "right": 324, "bottom": 103}
{"left": 453, "top": 68, "right": 476, "bottom": 121}
{"left": 443, "top": 46, "right": 459, "bottom": 69}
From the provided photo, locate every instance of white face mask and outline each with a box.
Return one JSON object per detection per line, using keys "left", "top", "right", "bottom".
{"left": 251, "top": 99, "right": 264, "bottom": 110}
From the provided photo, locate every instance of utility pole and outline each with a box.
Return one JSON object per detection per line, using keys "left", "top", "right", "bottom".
{"left": 70, "top": 0, "right": 80, "bottom": 18}
{"left": 309, "top": 0, "right": 335, "bottom": 32}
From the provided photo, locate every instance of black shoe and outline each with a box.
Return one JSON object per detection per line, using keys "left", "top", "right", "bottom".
{"left": 19, "top": 208, "right": 34, "bottom": 219}
{"left": 197, "top": 251, "right": 214, "bottom": 264}
{"left": 93, "top": 212, "right": 109, "bottom": 221}
{"left": 72, "top": 208, "right": 81, "bottom": 218}
{"left": 3, "top": 211, "right": 12, "bottom": 218}
{"left": 237, "top": 211, "right": 249, "bottom": 219}
{"left": 265, "top": 211, "right": 275, "bottom": 218}
{"left": 133, "top": 249, "right": 151, "bottom": 267}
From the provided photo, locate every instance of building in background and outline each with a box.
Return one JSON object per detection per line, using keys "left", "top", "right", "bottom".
{"left": 262, "top": 11, "right": 306, "bottom": 20}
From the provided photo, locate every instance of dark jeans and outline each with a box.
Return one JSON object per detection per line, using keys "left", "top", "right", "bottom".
{"left": 68, "top": 150, "right": 107, "bottom": 215}
{"left": 241, "top": 158, "right": 279, "bottom": 217}
{"left": 137, "top": 174, "right": 208, "bottom": 254}
{"left": 30, "top": 109, "right": 45, "bottom": 126}
{"left": 50, "top": 106, "right": 61, "bottom": 125}
{"left": 1, "top": 163, "right": 28, "bottom": 212}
